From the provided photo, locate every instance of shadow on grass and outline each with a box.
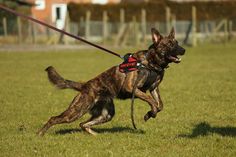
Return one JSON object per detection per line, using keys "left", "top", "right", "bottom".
{"left": 55, "top": 126, "right": 145, "bottom": 135}
{"left": 179, "top": 122, "right": 236, "bottom": 138}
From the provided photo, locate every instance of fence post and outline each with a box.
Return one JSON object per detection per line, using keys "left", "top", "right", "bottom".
{"left": 192, "top": 5, "right": 197, "bottom": 47}
{"left": 79, "top": 16, "right": 84, "bottom": 37}
{"left": 27, "top": 20, "right": 32, "bottom": 43}
{"left": 141, "top": 9, "right": 146, "bottom": 45}
{"left": 115, "top": 9, "right": 126, "bottom": 47}
{"left": 3, "top": 17, "right": 8, "bottom": 37}
{"left": 120, "top": 9, "right": 125, "bottom": 25}
{"left": 133, "top": 16, "right": 138, "bottom": 46}
{"left": 166, "top": 6, "right": 171, "bottom": 34}
{"left": 224, "top": 19, "right": 228, "bottom": 41}
{"left": 229, "top": 20, "right": 233, "bottom": 40}
{"left": 32, "top": 16, "right": 37, "bottom": 44}
{"left": 64, "top": 11, "right": 71, "bottom": 45}
{"left": 204, "top": 21, "right": 209, "bottom": 35}
{"left": 103, "top": 11, "right": 108, "bottom": 45}
{"left": 17, "top": 17, "right": 22, "bottom": 44}
{"left": 85, "top": 10, "right": 91, "bottom": 39}
{"left": 28, "top": 15, "right": 36, "bottom": 44}
{"left": 46, "top": 26, "right": 50, "bottom": 42}
{"left": 171, "top": 14, "right": 176, "bottom": 30}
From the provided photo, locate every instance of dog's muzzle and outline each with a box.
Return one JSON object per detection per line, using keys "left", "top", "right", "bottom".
{"left": 167, "top": 46, "right": 185, "bottom": 63}
{"left": 167, "top": 55, "right": 182, "bottom": 63}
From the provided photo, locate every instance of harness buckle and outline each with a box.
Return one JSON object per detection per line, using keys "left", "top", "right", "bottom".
{"left": 119, "top": 53, "right": 142, "bottom": 73}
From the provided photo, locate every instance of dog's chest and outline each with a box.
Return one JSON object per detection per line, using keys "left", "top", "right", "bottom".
{"left": 140, "top": 69, "right": 163, "bottom": 91}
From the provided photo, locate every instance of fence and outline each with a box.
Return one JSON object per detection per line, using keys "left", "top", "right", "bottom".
{"left": 0, "top": 6, "right": 235, "bottom": 47}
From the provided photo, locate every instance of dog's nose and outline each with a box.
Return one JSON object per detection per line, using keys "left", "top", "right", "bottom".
{"left": 180, "top": 47, "right": 185, "bottom": 55}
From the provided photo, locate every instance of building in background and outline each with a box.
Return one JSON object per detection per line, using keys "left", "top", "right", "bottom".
{"left": 30, "top": 0, "right": 121, "bottom": 29}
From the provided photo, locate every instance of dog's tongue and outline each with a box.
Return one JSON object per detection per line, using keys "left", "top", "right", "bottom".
{"left": 168, "top": 55, "right": 181, "bottom": 63}
{"left": 175, "top": 57, "right": 181, "bottom": 63}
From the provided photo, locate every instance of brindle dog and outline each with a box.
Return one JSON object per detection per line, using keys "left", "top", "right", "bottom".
{"left": 37, "top": 28, "right": 185, "bottom": 136}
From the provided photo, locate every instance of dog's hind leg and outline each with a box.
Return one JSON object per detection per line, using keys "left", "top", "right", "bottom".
{"left": 80, "top": 99, "right": 115, "bottom": 135}
{"left": 37, "top": 94, "right": 93, "bottom": 136}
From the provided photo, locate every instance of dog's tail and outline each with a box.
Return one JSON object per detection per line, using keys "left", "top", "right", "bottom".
{"left": 45, "top": 66, "right": 84, "bottom": 91}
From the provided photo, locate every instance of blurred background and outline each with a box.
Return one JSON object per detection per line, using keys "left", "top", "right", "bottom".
{"left": 0, "top": 0, "right": 236, "bottom": 48}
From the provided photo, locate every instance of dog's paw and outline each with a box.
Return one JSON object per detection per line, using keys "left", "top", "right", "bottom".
{"left": 144, "top": 111, "right": 156, "bottom": 121}
{"left": 144, "top": 113, "right": 150, "bottom": 121}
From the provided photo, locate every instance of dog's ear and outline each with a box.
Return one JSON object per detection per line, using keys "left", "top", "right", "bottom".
{"left": 151, "top": 28, "right": 162, "bottom": 44}
{"left": 168, "top": 27, "right": 175, "bottom": 39}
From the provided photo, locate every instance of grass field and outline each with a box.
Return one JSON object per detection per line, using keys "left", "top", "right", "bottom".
{"left": 0, "top": 43, "right": 236, "bottom": 157}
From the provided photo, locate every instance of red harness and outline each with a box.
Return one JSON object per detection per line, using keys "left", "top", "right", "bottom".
{"left": 119, "top": 54, "right": 141, "bottom": 73}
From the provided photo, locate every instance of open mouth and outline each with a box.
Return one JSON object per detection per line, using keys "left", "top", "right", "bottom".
{"left": 167, "top": 55, "right": 181, "bottom": 63}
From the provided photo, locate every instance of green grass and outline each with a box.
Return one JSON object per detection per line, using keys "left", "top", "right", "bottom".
{"left": 0, "top": 44, "right": 236, "bottom": 157}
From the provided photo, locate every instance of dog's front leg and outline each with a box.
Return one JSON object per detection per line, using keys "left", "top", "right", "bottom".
{"left": 125, "top": 72, "right": 158, "bottom": 121}
{"left": 140, "top": 87, "right": 164, "bottom": 122}
{"left": 128, "top": 87, "right": 158, "bottom": 121}
{"left": 150, "top": 87, "right": 163, "bottom": 113}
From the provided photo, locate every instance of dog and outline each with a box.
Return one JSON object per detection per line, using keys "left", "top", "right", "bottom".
{"left": 37, "top": 28, "right": 185, "bottom": 136}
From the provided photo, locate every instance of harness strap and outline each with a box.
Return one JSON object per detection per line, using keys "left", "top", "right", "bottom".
{"left": 119, "top": 53, "right": 143, "bottom": 73}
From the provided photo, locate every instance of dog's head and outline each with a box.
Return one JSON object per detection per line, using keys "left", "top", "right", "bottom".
{"left": 149, "top": 28, "right": 185, "bottom": 65}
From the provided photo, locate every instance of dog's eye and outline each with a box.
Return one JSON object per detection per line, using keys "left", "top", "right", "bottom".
{"left": 168, "top": 42, "right": 174, "bottom": 48}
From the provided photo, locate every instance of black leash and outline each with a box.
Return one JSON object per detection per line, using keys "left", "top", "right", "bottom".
{"left": 0, "top": 4, "right": 123, "bottom": 59}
